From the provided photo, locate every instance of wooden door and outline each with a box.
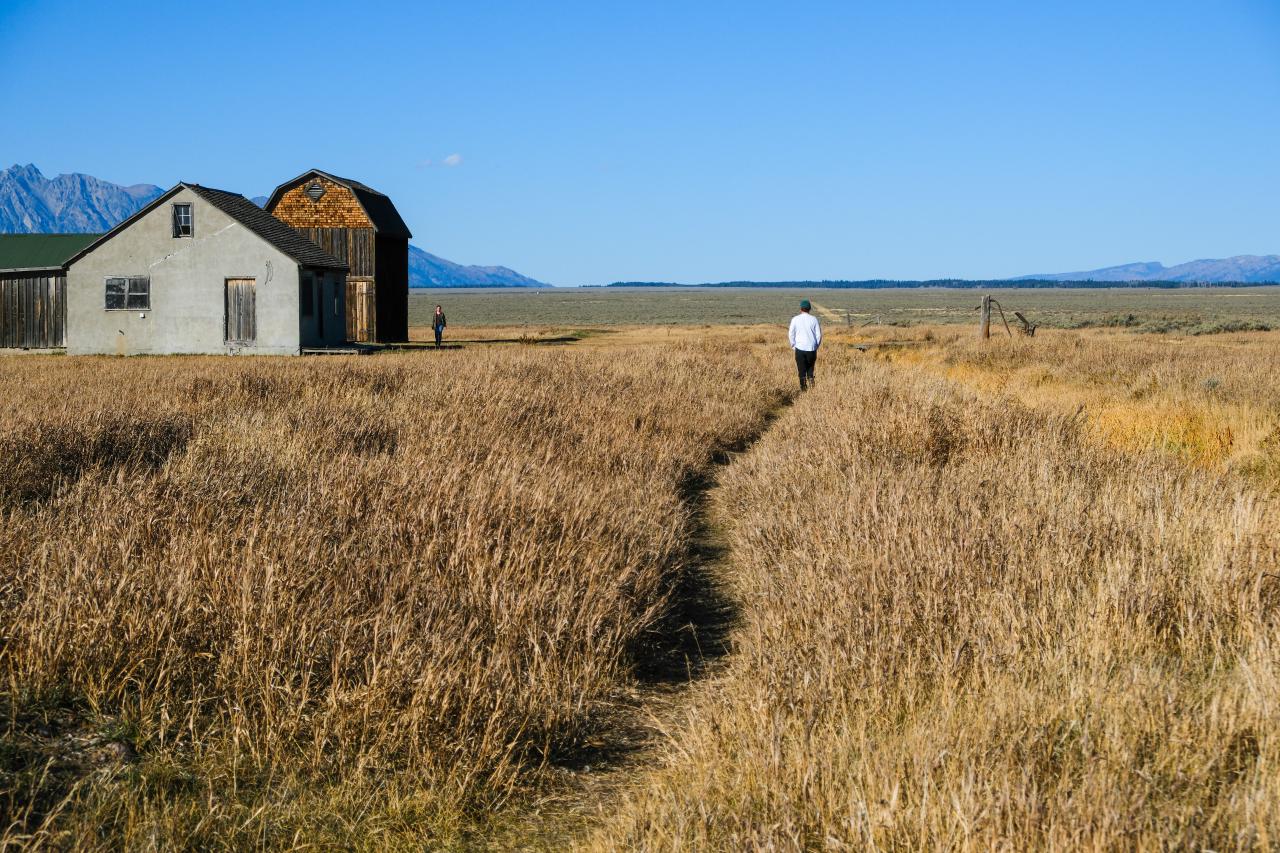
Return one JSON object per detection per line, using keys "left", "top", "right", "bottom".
{"left": 225, "top": 278, "right": 256, "bottom": 344}
{"left": 346, "top": 278, "right": 376, "bottom": 343}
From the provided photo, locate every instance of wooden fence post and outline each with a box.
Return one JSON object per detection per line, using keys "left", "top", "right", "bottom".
{"left": 980, "top": 294, "right": 992, "bottom": 340}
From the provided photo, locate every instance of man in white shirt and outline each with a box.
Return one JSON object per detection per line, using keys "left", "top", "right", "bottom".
{"left": 788, "top": 299, "right": 822, "bottom": 391}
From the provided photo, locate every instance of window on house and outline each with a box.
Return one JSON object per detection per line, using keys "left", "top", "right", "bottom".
{"left": 300, "top": 275, "right": 314, "bottom": 317}
{"left": 172, "top": 203, "right": 193, "bottom": 237}
{"left": 105, "top": 276, "right": 150, "bottom": 310}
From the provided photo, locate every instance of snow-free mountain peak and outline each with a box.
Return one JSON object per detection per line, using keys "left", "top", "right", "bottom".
{"left": 1017, "top": 255, "right": 1280, "bottom": 283}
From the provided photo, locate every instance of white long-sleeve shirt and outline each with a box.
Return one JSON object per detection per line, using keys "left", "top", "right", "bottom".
{"left": 788, "top": 312, "right": 822, "bottom": 351}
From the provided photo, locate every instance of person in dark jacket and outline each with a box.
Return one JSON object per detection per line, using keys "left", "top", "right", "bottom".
{"left": 432, "top": 305, "right": 447, "bottom": 348}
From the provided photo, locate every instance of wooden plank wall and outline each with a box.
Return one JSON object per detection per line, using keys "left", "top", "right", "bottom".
{"left": 295, "top": 227, "right": 375, "bottom": 278}
{"left": 0, "top": 272, "right": 66, "bottom": 348}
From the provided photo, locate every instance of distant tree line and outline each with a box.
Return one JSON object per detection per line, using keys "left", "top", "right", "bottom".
{"left": 601, "top": 280, "right": 1275, "bottom": 289}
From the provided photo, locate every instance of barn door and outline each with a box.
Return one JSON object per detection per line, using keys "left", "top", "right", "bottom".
{"left": 225, "top": 278, "right": 256, "bottom": 344}
{"left": 346, "top": 278, "right": 376, "bottom": 343}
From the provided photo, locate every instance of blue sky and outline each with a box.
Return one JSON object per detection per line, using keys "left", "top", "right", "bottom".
{"left": 2, "top": 0, "right": 1277, "bottom": 285}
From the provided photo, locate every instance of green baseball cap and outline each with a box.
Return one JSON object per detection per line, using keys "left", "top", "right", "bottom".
{"left": 800, "top": 299, "right": 811, "bottom": 310}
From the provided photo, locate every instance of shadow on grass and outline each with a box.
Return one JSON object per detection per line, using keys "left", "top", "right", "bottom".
{"left": 386, "top": 327, "right": 611, "bottom": 348}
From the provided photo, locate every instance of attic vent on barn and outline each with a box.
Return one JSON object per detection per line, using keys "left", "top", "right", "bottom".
{"left": 305, "top": 181, "right": 325, "bottom": 201}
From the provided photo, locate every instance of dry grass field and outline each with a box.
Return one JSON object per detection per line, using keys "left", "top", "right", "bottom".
{"left": 0, "top": 342, "right": 790, "bottom": 848}
{"left": 2, "top": 316, "right": 1279, "bottom": 850}
{"left": 586, "top": 329, "right": 1280, "bottom": 851}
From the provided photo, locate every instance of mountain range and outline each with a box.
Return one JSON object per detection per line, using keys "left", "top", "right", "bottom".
{"left": 7, "top": 165, "right": 1275, "bottom": 286}
{"left": 407, "top": 248, "right": 547, "bottom": 288}
{"left": 1016, "top": 256, "right": 1280, "bottom": 284}
{"left": 0, "top": 165, "right": 550, "bottom": 287}
{"left": 0, "top": 164, "right": 165, "bottom": 233}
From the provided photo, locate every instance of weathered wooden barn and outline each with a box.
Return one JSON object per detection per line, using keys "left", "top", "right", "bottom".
{"left": 0, "top": 234, "right": 99, "bottom": 349}
{"left": 264, "top": 170, "right": 410, "bottom": 343}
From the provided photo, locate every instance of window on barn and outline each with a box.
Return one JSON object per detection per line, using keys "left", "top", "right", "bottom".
{"left": 105, "top": 276, "right": 150, "bottom": 310}
{"left": 172, "top": 203, "right": 193, "bottom": 237}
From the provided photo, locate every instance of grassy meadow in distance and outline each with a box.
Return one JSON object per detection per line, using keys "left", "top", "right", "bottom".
{"left": 3, "top": 287, "right": 1279, "bottom": 849}
{"left": 411, "top": 285, "right": 1280, "bottom": 333}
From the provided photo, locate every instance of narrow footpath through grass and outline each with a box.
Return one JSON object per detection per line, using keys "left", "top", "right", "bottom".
{"left": 483, "top": 393, "right": 798, "bottom": 851}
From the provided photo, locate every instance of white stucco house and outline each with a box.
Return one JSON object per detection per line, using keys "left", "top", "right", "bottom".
{"left": 65, "top": 183, "right": 349, "bottom": 355}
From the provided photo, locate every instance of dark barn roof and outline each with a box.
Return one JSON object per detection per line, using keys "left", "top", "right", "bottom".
{"left": 65, "top": 184, "right": 348, "bottom": 271}
{"left": 265, "top": 169, "right": 413, "bottom": 239}
{"left": 0, "top": 233, "right": 101, "bottom": 272}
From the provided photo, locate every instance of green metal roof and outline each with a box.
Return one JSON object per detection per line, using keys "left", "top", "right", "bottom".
{"left": 0, "top": 233, "right": 102, "bottom": 271}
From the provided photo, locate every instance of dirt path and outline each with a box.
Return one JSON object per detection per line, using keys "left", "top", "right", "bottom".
{"left": 808, "top": 301, "right": 846, "bottom": 325}
{"left": 481, "top": 399, "right": 793, "bottom": 851}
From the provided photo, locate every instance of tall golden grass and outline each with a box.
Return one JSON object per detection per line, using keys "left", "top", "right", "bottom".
{"left": 0, "top": 342, "right": 789, "bottom": 848}
{"left": 588, "top": 339, "right": 1280, "bottom": 850}
{"left": 874, "top": 327, "right": 1280, "bottom": 475}
{"left": 5, "top": 328, "right": 1277, "bottom": 850}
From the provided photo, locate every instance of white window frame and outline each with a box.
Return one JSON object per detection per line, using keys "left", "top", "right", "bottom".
{"left": 172, "top": 203, "right": 193, "bottom": 238}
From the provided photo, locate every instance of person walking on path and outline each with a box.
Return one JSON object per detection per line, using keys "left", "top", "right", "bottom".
{"left": 788, "top": 299, "right": 821, "bottom": 390}
{"left": 432, "top": 305, "right": 447, "bottom": 348}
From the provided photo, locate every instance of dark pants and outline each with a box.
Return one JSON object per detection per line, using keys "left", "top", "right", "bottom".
{"left": 434, "top": 326, "right": 444, "bottom": 347}
{"left": 795, "top": 349, "right": 817, "bottom": 389}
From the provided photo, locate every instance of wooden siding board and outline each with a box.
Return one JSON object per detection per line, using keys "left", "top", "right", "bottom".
{"left": 0, "top": 273, "right": 65, "bottom": 348}
{"left": 53, "top": 275, "right": 65, "bottom": 346}
{"left": 2, "top": 280, "right": 11, "bottom": 347}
